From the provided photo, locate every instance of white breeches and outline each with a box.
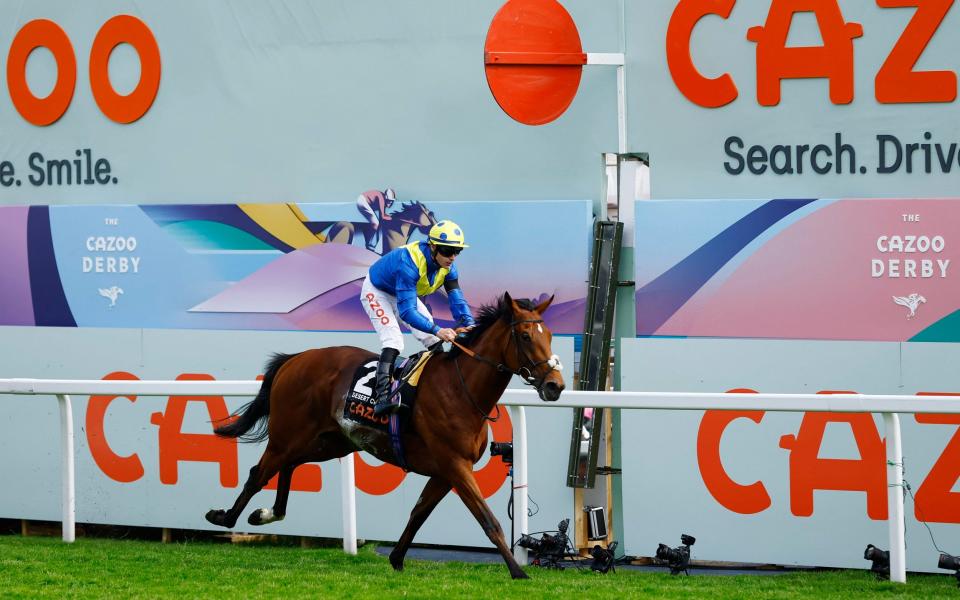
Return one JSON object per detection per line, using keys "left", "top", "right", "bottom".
{"left": 361, "top": 276, "right": 441, "bottom": 353}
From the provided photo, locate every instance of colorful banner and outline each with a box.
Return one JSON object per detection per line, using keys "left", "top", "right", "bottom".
{"left": 0, "top": 199, "right": 589, "bottom": 334}
{"left": 635, "top": 199, "right": 960, "bottom": 342}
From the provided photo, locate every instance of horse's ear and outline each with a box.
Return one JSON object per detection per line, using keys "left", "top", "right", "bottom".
{"left": 503, "top": 291, "right": 521, "bottom": 317}
{"left": 535, "top": 294, "right": 554, "bottom": 314}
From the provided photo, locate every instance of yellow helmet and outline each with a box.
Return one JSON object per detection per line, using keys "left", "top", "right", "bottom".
{"left": 428, "top": 220, "right": 469, "bottom": 248}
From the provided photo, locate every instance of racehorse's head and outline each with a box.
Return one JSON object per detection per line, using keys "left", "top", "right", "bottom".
{"left": 391, "top": 201, "right": 437, "bottom": 234}
{"left": 501, "top": 292, "right": 566, "bottom": 401}
{"left": 381, "top": 201, "right": 439, "bottom": 253}
{"left": 414, "top": 201, "right": 437, "bottom": 234}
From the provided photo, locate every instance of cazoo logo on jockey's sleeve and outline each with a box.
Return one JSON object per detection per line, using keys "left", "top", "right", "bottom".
{"left": 667, "top": 0, "right": 957, "bottom": 107}
{"left": 4, "top": 15, "right": 160, "bottom": 125}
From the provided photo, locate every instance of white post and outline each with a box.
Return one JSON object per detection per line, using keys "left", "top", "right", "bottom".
{"left": 616, "top": 64, "right": 627, "bottom": 154}
{"left": 583, "top": 53, "right": 626, "bottom": 154}
{"left": 341, "top": 453, "right": 357, "bottom": 554}
{"left": 56, "top": 394, "right": 75, "bottom": 543}
{"left": 884, "top": 412, "right": 906, "bottom": 583}
{"left": 617, "top": 0, "right": 627, "bottom": 154}
{"left": 511, "top": 406, "right": 529, "bottom": 565}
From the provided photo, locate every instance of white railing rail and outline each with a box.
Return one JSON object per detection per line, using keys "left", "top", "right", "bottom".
{"left": 4, "top": 379, "right": 960, "bottom": 583}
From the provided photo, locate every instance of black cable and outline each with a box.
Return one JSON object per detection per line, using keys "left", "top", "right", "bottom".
{"left": 508, "top": 465, "right": 515, "bottom": 552}
{"left": 899, "top": 456, "right": 953, "bottom": 556}
{"left": 899, "top": 455, "right": 960, "bottom": 582}
{"left": 564, "top": 535, "right": 588, "bottom": 570}
{"left": 902, "top": 475, "right": 950, "bottom": 556}
{"left": 527, "top": 494, "right": 540, "bottom": 517}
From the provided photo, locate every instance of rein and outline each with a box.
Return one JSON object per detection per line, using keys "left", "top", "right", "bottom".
{"left": 449, "top": 318, "right": 562, "bottom": 421}
{"left": 449, "top": 339, "right": 510, "bottom": 373}
{"left": 453, "top": 356, "right": 501, "bottom": 422}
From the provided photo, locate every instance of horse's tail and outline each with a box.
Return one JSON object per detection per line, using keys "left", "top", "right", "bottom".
{"left": 214, "top": 352, "right": 298, "bottom": 443}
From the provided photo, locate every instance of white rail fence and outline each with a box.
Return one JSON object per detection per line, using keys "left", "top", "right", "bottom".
{"left": 4, "top": 379, "right": 960, "bottom": 583}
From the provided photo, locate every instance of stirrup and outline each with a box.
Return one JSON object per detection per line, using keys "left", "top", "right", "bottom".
{"left": 373, "top": 397, "right": 405, "bottom": 417}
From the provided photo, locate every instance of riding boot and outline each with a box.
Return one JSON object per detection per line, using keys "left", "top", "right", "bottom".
{"left": 372, "top": 347, "right": 401, "bottom": 417}
{"left": 366, "top": 226, "right": 381, "bottom": 253}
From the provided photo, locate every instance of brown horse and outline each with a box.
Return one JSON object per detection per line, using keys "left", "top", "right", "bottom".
{"left": 206, "top": 293, "right": 565, "bottom": 579}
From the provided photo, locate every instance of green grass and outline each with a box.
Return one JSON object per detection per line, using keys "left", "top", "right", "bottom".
{"left": 0, "top": 536, "right": 954, "bottom": 599}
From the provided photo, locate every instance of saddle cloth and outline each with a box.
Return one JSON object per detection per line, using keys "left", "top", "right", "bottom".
{"left": 343, "top": 350, "right": 434, "bottom": 468}
{"left": 344, "top": 351, "right": 432, "bottom": 427}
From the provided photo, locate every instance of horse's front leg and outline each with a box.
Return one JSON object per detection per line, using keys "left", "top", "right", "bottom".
{"left": 390, "top": 475, "right": 451, "bottom": 571}
{"left": 449, "top": 463, "right": 528, "bottom": 579}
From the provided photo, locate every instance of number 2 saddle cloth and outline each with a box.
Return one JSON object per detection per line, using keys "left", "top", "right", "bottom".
{"left": 340, "top": 350, "right": 434, "bottom": 470}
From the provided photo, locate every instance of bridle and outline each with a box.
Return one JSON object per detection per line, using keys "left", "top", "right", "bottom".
{"left": 449, "top": 317, "right": 563, "bottom": 421}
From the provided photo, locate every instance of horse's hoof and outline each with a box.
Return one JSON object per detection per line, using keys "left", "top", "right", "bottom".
{"left": 247, "top": 508, "right": 283, "bottom": 526}
{"left": 389, "top": 553, "right": 404, "bottom": 572}
{"left": 205, "top": 509, "right": 236, "bottom": 529}
{"left": 205, "top": 509, "right": 226, "bottom": 527}
{"left": 511, "top": 569, "right": 530, "bottom": 580}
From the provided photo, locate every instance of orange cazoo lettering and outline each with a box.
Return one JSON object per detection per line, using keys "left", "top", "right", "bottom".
{"left": 6, "top": 16, "right": 160, "bottom": 125}
{"left": 697, "top": 389, "right": 772, "bottom": 514}
{"left": 666, "top": 0, "right": 955, "bottom": 107}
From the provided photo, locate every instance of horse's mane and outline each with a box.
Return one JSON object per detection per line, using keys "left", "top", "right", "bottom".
{"left": 391, "top": 200, "right": 427, "bottom": 220}
{"left": 444, "top": 294, "right": 537, "bottom": 359}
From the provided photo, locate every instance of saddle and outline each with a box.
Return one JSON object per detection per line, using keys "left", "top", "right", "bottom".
{"left": 343, "top": 350, "right": 435, "bottom": 469}
{"left": 393, "top": 349, "right": 434, "bottom": 387}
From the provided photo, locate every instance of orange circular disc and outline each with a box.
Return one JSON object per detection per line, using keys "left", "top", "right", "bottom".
{"left": 484, "top": 0, "right": 585, "bottom": 126}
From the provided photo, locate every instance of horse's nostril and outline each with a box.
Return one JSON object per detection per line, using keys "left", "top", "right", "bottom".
{"left": 541, "top": 381, "right": 563, "bottom": 401}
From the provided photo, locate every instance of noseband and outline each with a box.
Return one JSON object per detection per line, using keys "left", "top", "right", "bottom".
{"left": 506, "top": 319, "right": 564, "bottom": 390}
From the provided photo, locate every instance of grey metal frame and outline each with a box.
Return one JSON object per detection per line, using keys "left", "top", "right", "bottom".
{"left": 567, "top": 220, "right": 622, "bottom": 488}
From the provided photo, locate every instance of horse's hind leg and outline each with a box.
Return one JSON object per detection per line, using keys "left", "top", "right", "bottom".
{"left": 247, "top": 465, "right": 295, "bottom": 526}
{"left": 389, "top": 476, "right": 451, "bottom": 571}
{"left": 449, "top": 463, "right": 528, "bottom": 579}
{"left": 205, "top": 445, "right": 287, "bottom": 529}
{"left": 246, "top": 434, "right": 355, "bottom": 527}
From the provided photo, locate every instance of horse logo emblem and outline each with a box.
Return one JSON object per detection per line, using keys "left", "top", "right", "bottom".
{"left": 98, "top": 286, "right": 124, "bottom": 307}
{"left": 892, "top": 293, "right": 926, "bottom": 319}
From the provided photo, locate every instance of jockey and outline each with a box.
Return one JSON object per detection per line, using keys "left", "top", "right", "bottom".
{"left": 361, "top": 220, "right": 475, "bottom": 416}
{"left": 356, "top": 188, "right": 396, "bottom": 252}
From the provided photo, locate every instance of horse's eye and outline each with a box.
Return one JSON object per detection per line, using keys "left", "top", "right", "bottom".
{"left": 521, "top": 332, "right": 532, "bottom": 342}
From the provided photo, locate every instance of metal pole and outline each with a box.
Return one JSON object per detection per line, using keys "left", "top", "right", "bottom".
{"left": 56, "top": 394, "right": 75, "bottom": 543}
{"left": 341, "top": 453, "right": 357, "bottom": 554}
{"left": 616, "top": 65, "right": 626, "bottom": 154}
{"left": 884, "top": 413, "right": 906, "bottom": 583}
{"left": 512, "top": 406, "right": 529, "bottom": 565}
{"left": 617, "top": 0, "right": 627, "bottom": 155}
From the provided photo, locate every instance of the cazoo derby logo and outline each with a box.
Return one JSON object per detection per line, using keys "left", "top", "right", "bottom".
{"left": 98, "top": 286, "right": 124, "bottom": 307}
{"left": 893, "top": 293, "right": 925, "bottom": 319}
